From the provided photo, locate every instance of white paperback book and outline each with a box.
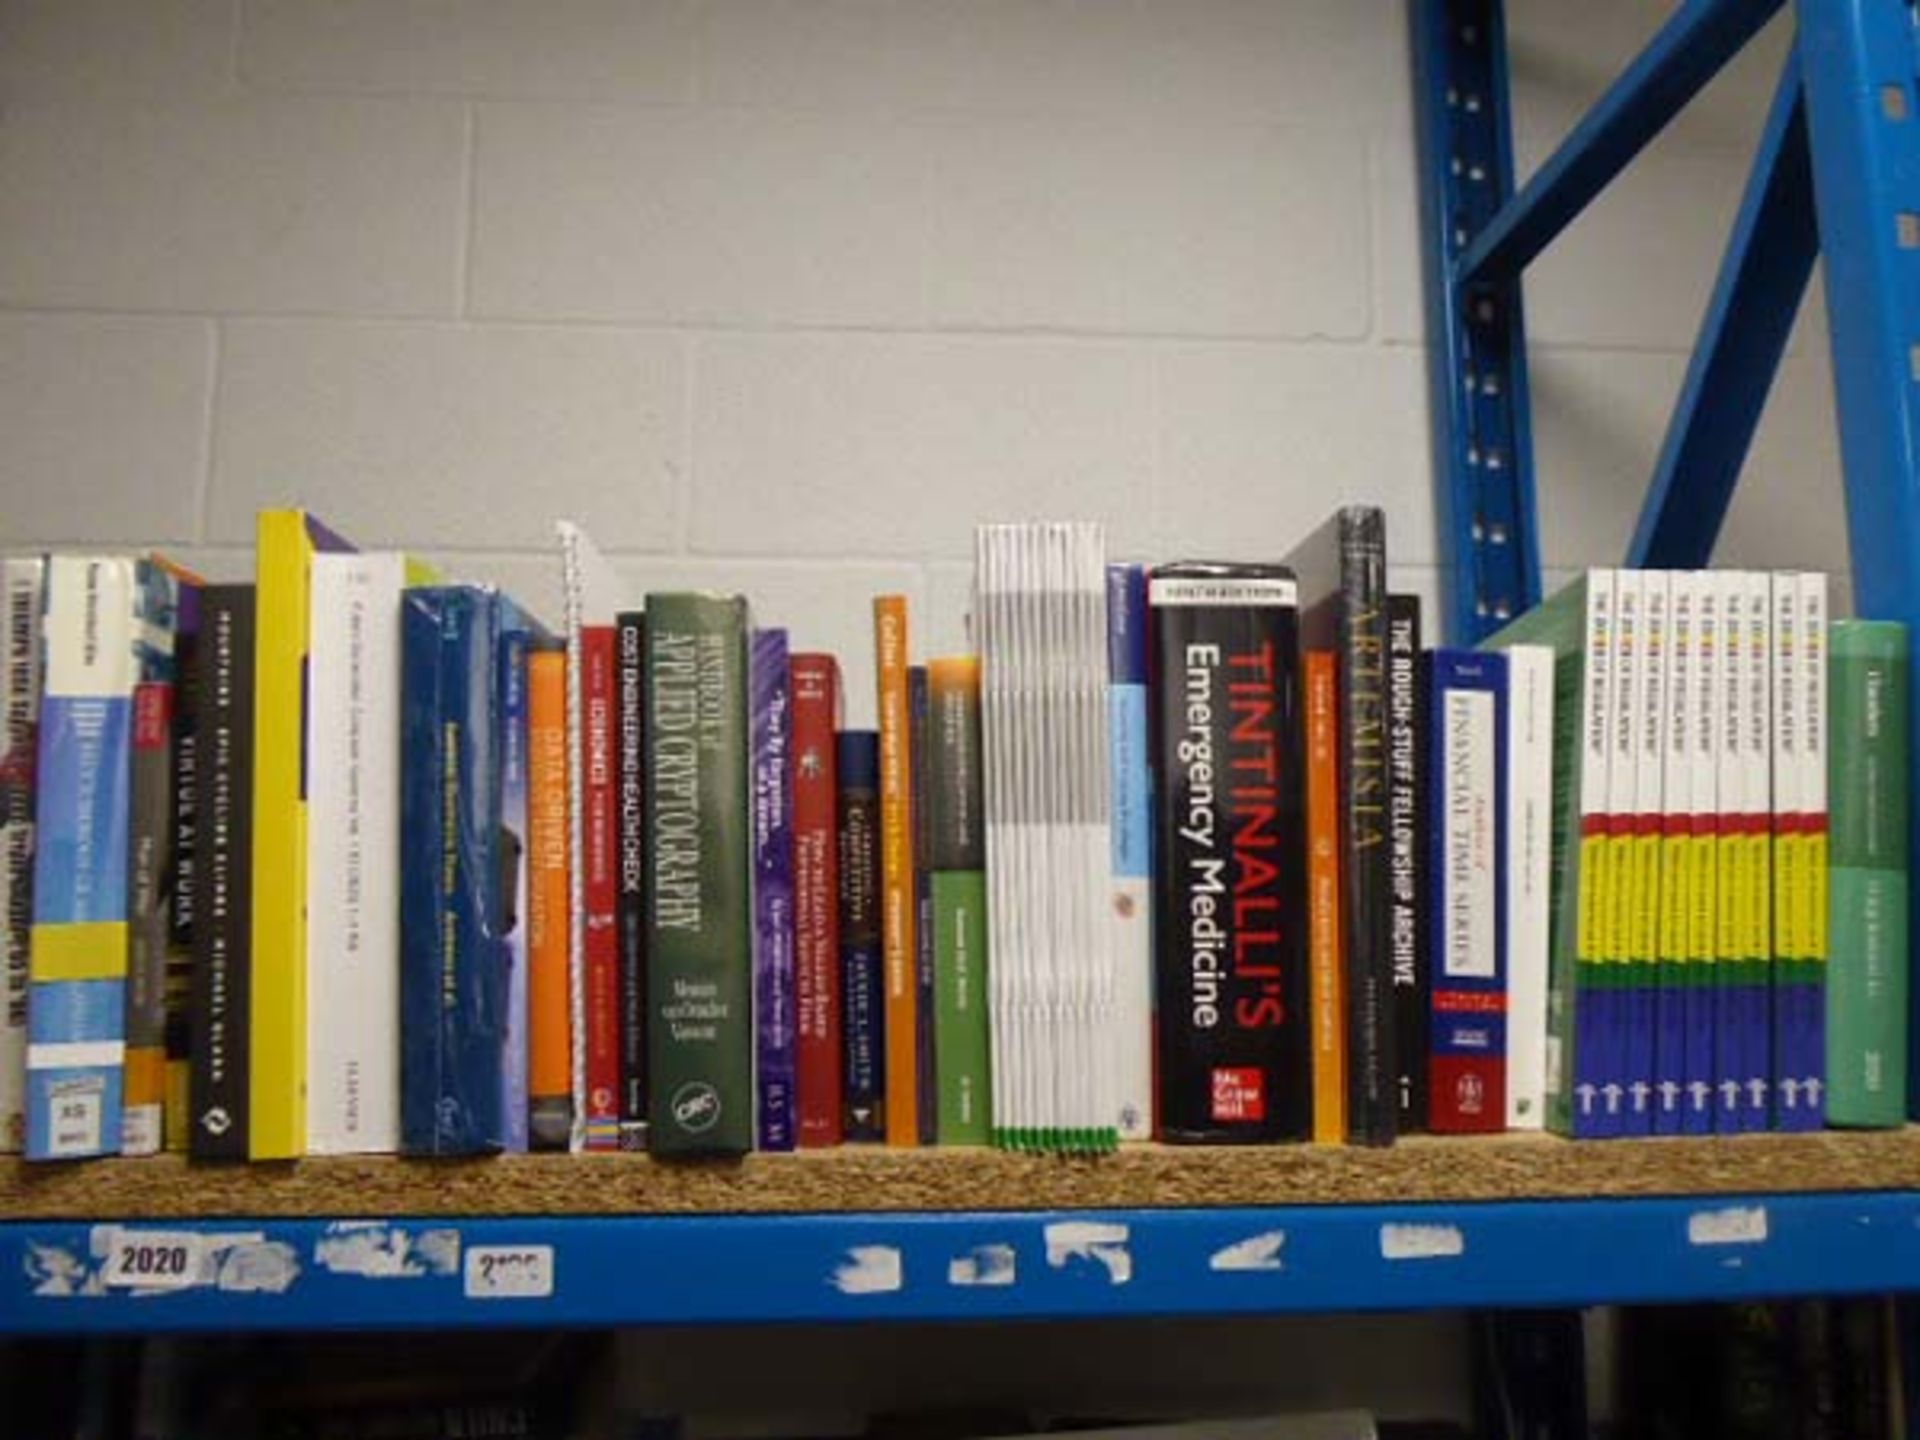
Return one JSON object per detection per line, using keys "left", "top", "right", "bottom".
{"left": 1503, "top": 644, "right": 1554, "bottom": 1129}
{"left": 307, "top": 551, "right": 407, "bottom": 1154}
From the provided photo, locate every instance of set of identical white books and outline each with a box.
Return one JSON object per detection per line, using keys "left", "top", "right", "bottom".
{"left": 974, "top": 522, "right": 1117, "bottom": 1152}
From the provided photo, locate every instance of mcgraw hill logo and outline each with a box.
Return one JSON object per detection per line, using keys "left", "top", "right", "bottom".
{"left": 671, "top": 1081, "right": 722, "bottom": 1134}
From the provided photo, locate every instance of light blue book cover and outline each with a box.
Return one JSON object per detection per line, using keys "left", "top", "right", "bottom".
{"left": 27, "top": 556, "right": 175, "bottom": 1160}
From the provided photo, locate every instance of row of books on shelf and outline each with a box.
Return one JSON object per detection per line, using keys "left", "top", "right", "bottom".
{"left": 0, "top": 508, "right": 1907, "bottom": 1161}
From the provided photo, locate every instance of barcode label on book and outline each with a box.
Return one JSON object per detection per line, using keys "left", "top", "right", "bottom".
{"left": 464, "top": 1244, "right": 554, "bottom": 1299}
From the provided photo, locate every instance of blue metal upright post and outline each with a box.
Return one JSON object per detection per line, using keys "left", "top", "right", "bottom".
{"left": 1794, "top": 0, "right": 1920, "bottom": 1114}
{"left": 1410, "top": 0, "right": 1541, "bottom": 642}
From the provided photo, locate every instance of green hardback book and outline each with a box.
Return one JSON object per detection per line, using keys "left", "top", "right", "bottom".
{"left": 1483, "top": 572, "right": 1615, "bottom": 1137}
{"left": 928, "top": 657, "right": 989, "bottom": 1143}
{"left": 1825, "top": 620, "right": 1908, "bottom": 1127}
{"left": 645, "top": 593, "right": 753, "bottom": 1155}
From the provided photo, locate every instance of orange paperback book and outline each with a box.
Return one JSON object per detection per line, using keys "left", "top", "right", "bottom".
{"left": 527, "top": 648, "right": 573, "bottom": 1150}
{"left": 1306, "top": 649, "right": 1347, "bottom": 1144}
{"left": 874, "top": 595, "right": 919, "bottom": 1145}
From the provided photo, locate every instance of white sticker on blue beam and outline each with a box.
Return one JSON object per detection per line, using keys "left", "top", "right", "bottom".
{"left": 1686, "top": 1206, "right": 1769, "bottom": 1246}
{"left": 1379, "top": 1223, "right": 1466, "bottom": 1260}
{"left": 1043, "top": 1222, "right": 1131, "bottom": 1284}
{"left": 1210, "top": 1231, "right": 1287, "bottom": 1272}
{"left": 314, "top": 1222, "right": 461, "bottom": 1278}
{"left": 831, "top": 1246, "right": 903, "bottom": 1295}
{"left": 27, "top": 1227, "right": 300, "bottom": 1297}
{"left": 948, "top": 1244, "right": 1017, "bottom": 1287}
{"left": 463, "top": 1245, "right": 555, "bottom": 1299}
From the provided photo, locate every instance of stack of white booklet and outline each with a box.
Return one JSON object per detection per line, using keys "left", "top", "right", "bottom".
{"left": 973, "top": 522, "right": 1116, "bottom": 1152}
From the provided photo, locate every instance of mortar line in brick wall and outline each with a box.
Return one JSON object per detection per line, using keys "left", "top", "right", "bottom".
{"left": 457, "top": 103, "right": 478, "bottom": 319}
{"left": 194, "top": 320, "right": 224, "bottom": 544}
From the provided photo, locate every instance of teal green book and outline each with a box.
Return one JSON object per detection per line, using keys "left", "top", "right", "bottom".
{"left": 644, "top": 593, "right": 752, "bottom": 1155}
{"left": 1826, "top": 620, "right": 1907, "bottom": 1127}
{"left": 927, "top": 656, "right": 988, "bottom": 1144}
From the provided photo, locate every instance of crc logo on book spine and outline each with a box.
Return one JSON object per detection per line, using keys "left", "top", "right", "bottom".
{"left": 1455, "top": 1072, "right": 1485, "bottom": 1116}
{"left": 672, "top": 1082, "right": 722, "bottom": 1133}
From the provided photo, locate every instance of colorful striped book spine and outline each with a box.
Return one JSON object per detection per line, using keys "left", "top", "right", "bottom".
{"left": 120, "top": 673, "right": 173, "bottom": 1155}
{"left": 1654, "top": 574, "right": 1696, "bottom": 1135}
{"left": 28, "top": 557, "right": 176, "bottom": 1160}
{"left": 579, "top": 621, "right": 620, "bottom": 1150}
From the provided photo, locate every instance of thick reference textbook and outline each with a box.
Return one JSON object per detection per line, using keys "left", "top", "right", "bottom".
{"left": 306, "top": 551, "right": 409, "bottom": 1155}
{"left": 838, "top": 730, "right": 884, "bottom": 1142}
{"left": 1151, "top": 563, "right": 1310, "bottom": 1143}
{"left": 1106, "top": 564, "right": 1154, "bottom": 1141}
{"left": 929, "top": 654, "right": 988, "bottom": 1145}
{"left": 874, "top": 595, "right": 919, "bottom": 1146}
{"left": 527, "top": 646, "right": 573, "bottom": 1150}
{"left": 251, "top": 509, "right": 353, "bottom": 1160}
{"left": 645, "top": 592, "right": 752, "bottom": 1155}
{"left": 1426, "top": 649, "right": 1507, "bottom": 1133}
{"left": 400, "top": 587, "right": 508, "bottom": 1155}
{"left": 1484, "top": 571, "right": 1615, "bottom": 1138}
{"left": 189, "top": 586, "right": 254, "bottom": 1160}
{"left": 614, "top": 611, "right": 647, "bottom": 1151}
{"left": 2, "top": 560, "right": 46, "bottom": 1153}
{"left": 1284, "top": 508, "right": 1394, "bottom": 1145}
{"left": 751, "top": 627, "right": 797, "bottom": 1152}
{"left": 791, "top": 654, "right": 843, "bottom": 1146}
{"left": 28, "top": 557, "right": 175, "bottom": 1161}
{"left": 1385, "top": 593, "right": 1426, "bottom": 1131}
{"left": 1827, "top": 621, "right": 1907, "bottom": 1126}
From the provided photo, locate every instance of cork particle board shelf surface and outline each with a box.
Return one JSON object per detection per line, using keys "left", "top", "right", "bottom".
{"left": 3, "top": 1130, "right": 1920, "bottom": 1219}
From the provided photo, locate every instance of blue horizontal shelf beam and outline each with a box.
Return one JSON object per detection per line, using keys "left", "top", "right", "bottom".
{"left": 1411, "top": 0, "right": 1541, "bottom": 642}
{"left": 5, "top": 1192, "right": 1920, "bottom": 1334}
{"left": 1629, "top": 52, "right": 1818, "bottom": 569}
{"left": 1456, "top": 0, "right": 1786, "bottom": 287}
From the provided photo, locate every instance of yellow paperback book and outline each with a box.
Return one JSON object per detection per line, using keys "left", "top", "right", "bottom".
{"left": 251, "top": 509, "right": 355, "bottom": 1159}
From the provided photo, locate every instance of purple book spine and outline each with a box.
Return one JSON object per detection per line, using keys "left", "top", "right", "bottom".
{"left": 751, "top": 628, "right": 797, "bottom": 1151}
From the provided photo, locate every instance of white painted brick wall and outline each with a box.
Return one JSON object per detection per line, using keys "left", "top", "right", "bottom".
{"left": 0, "top": 0, "right": 1851, "bottom": 726}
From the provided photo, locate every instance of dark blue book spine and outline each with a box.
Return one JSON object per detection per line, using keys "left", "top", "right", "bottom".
{"left": 837, "top": 730, "right": 884, "bottom": 1141}
{"left": 497, "top": 610, "right": 534, "bottom": 1154}
{"left": 400, "top": 586, "right": 506, "bottom": 1156}
{"left": 751, "top": 628, "right": 796, "bottom": 1151}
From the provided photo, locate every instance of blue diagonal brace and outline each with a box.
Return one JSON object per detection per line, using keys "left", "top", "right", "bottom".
{"left": 1457, "top": 0, "right": 1786, "bottom": 287}
{"left": 1629, "top": 54, "right": 1817, "bottom": 569}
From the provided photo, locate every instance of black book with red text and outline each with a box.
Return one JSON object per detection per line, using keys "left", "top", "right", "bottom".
{"left": 1149, "top": 562, "right": 1310, "bottom": 1142}
{"left": 1285, "top": 508, "right": 1395, "bottom": 1146}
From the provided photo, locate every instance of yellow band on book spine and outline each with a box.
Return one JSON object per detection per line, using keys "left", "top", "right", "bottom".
{"left": 1688, "top": 834, "right": 1717, "bottom": 964}
{"left": 1659, "top": 835, "right": 1688, "bottom": 966}
{"left": 30, "top": 922, "right": 130, "bottom": 982}
{"left": 1577, "top": 834, "right": 1607, "bottom": 962}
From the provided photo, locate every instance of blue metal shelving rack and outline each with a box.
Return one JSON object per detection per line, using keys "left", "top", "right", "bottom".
{"left": 4, "top": 0, "right": 1920, "bottom": 1337}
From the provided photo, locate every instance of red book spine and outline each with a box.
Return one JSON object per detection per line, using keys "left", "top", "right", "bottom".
{"left": 790, "top": 654, "right": 844, "bottom": 1146}
{"left": 581, "top": 625, "right": 621, "bottom": 1151}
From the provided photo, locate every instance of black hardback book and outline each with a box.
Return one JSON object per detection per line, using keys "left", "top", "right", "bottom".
{"left": 1386, "top": 592, "right": 1428, "bottom": 1132}
{"left": 1149, "top": 562, "right": 1310, "bottom": 1142}
{"left": 1284, "top": 507, "right": 1396, "bottom": 1146}
{"left": 189, "top": 585, "right": 254, "bottom": 1161}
